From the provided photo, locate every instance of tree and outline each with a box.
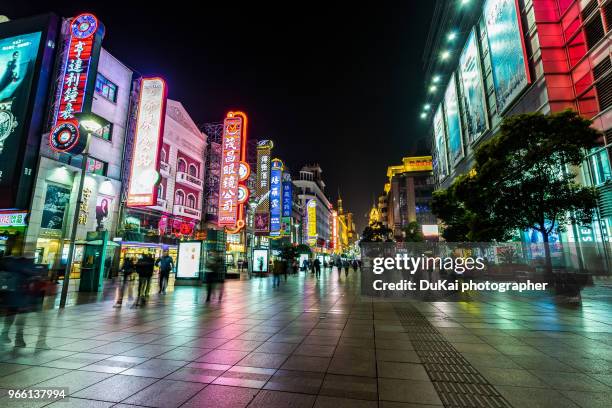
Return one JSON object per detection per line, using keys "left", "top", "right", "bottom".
{"left": 402, "top": 221, "right": 425, "bottom": 242}
{"left": 436, "top": 110, "right": 600, "bottom": 277}
{"left": 360, "top": 221, "right": 393, "bottom": 242}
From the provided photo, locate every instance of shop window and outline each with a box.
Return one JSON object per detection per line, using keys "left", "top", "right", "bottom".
{"left": 95, "top": 73, "right": 118, "bottom": 102}
{"left": 188, "top": 163, "right": 198, "bottom": 178}
{"left": 178, "top": 158, "right": 187, "bottom": 173}
{"left": 97, "top": 122, "right": 112, "bottom": 141}
{"left": 85, "top": 157, "right": 107, "bottom": 176}
{"left": 187, "top": 193, "right": 196, "bottom": 208}
{"left": 175, "top": 190, "right": 185, "bottom": 206}
{"left": 591, "top": 148, "right": 612, "bottom": 185}
{"left": 581, "top": 0, "right": 599, "bottom": 20}
{"left": 158, "top": 184, "right": 164, "bottom": 199}
{"left": 605, "top": 1, "right": 612, "bottom": 31}
{"left": 595, "top": 73, "right": 612, "bottom": 111}
{"left": 584, "top": 15, "right": 605, "bottom": 49}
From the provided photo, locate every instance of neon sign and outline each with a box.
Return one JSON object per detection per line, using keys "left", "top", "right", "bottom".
{"left": 218, "top": 111, "right": 249, "bottom": 232}
{"left": 54, "top": 13, "right": 99, "bottom": 125}
{"left": 331, "top": 210, "right": 338, "bottom": 251}
{"left": 126, "top": 77, "right": 167, "bottom": 207}
{"left": 0, "top": 211, "right": 28, "bottom": 227}
{"left": 269, "top": 159, "right": 283, "bottom": 236}
{"left": 307, "top": 199, "right": 317, "bottom": 245}
{"left": 255, "top": 140, "right": 273, "bottom": 235}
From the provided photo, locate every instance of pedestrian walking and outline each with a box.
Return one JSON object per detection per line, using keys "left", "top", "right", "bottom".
{"left": 343, "top": 259, "right": 349, "bottom": 278}
{"left": 352, "top": 259, "right": 359, "bottom": 272}
{"left": 114, "top": 256, "right": 135, "bottom": 308}
{"left": 205, "top": 251, "right": 224, "bottom": 302}
{"left": 313, "top": 258, "right": 321, "bottom": 279}
{"left": 272, "top": 259, "right": 283, "bottom": 287}
{"left": 135, "top": 254, "right": 154, "bottom": 306}
{"left": 155, "top": 250, "right": 174, "bottom": 295}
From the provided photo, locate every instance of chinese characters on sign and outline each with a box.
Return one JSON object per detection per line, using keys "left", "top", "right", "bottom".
{"left": 55, "top": 14, "right": 99, "bottom": 124}
{"left": 331, "top": 210, "right": 338, "bottom": 251}
{"left": 307, "top": 199, "right": 317, "bottom": 245}
{"left": 0, "top": 212, "right": 28, "bottom": 227}
{"left": 269, "top": 159, "right": 283, "bottom": 236}
{"left": 78, "top": 187, "right": 92, "bottom": 225}
{"left": 126, "top": 78, "right": 167, "bottom": 207}
{"left": 281, "top": 171, "right": 292, "bottom": 236}
{"left": 255, "top": 140, "right": 273, "bottom": 235}
{"left": 217, "top": 112, "right": 248, "bottom": 231}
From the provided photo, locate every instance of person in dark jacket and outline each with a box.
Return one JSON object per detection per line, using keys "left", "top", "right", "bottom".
{"left": 115, "top": 256, "right": 135, "bottom": 308}
{"left": 135, "top": 254, "right": 154, "bottom": 306}
{"left": 155, "top": 251, "right": 174, "bottom": 295}
{"left": 205, "top": 252, "right": 224, "bottom": 302}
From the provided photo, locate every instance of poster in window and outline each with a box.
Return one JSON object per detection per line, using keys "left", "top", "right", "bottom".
{"left": 443, "top": 74, "right": 464, "bottom": 165}
{"left": 458, "top": 29, "right": 488, "bottom": 142}
{"left": 41, "top": 184, "right": 71, "bottom": 230}
{"left": 95, "top": 195, "right": 113, "bottom": 231}
{"left": 483, "top": 0, "right": 530, "bottom": 113}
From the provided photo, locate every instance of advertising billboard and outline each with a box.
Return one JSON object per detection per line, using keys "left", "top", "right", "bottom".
{"left": 255, "top": 140, "right": 272, "bottom": 235}
{"left": 177, "top": 241, "right": 201, "bottom": 279}
{"left": 40, "top": 184, "right": 70, "bottom": 230}
{"left": 483, "top": 0, "right": 530, "bottom": 113}
{"left": 252, "top": 249, "right": 269, "bottom": 273}
{"left": 331, "top": 210, "right": 338, "bottom": 251}
{"left": 307, "top": 199, "right": 317, "bottom": 245}
{"left": 458, "top": 29, "right": 488, "bottom": 142}
{"left": 126, "top": 77, "right": 167, "bottom": 207}
{"left": 269, "top": 159, "right": 283, "bottom": 236}
{"left": 443, "top": 74, "right": 463, "bottom": 166}
{"left": 0, "top": 31, "right": 42, "bottom": 202}
{"left": 433, "top": 105, "right": 448, "bottom": 180}
{"left": 218, "top": 111, "right": 248, "bottom": 231}
{"left": 281, "top": 171, "right": 292, "bottom": 236}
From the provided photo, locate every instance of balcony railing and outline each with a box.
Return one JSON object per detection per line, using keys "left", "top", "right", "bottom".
{"left": 147, "top": 197, "right": 167, "bottom": 212}
{"left": 176, "top": 171, "right": 203, "bottom": 190}
{"left": 173, "top": 204, "right": 202, "bottom": 220}
{"left": 159, "top": 161, "right": 170, "bottom": 177}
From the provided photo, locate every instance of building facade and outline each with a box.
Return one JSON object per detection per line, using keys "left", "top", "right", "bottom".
{"left": 425, "top": 0, "right": 612, "bottom": 247}
{"left": 25, "top": 47, "right": 132, "bottom": 282}
{"left": 293, "top": 164, "right": 333, "bottom": 252}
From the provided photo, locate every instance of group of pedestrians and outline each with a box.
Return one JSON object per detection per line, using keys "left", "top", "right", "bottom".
{"left": 300, "top": 257, "right": 360, "bottom": 280}
{"left": 115, "top": 250, "right": 175, "bottom": 308}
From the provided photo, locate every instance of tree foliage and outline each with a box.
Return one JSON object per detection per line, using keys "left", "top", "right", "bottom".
{"left": 433, "top": 110, "right": 600, "bottom": 272}
{"left": 401, "top": 221, "right": 425, "bottom": 242}
{"left": 361, "top": 221, "right": 393, "bottom": 242}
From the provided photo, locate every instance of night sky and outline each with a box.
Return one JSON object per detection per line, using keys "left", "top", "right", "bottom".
{"left": 5, "top": 2, "right": 435, "bottom": 232}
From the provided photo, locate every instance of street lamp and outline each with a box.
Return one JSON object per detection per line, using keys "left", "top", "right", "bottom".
{"left": 58, "top": 113, "right": 103, "bottom": 308}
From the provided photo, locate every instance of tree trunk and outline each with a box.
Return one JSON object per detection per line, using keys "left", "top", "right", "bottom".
{"left": 542, "top": 230, "right": 553, "bottom": 280}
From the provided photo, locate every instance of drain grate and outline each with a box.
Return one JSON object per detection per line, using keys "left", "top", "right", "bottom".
{"left": 394, "top": 305, "right": 512, "bottom": 408}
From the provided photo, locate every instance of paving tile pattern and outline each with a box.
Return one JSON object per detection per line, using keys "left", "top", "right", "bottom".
{"left": 0, "top": 270, "right": 611, "bottom": 407}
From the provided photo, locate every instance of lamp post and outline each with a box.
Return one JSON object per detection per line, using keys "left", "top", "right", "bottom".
{"left": 59, "top": 115, "right": 103, "bottom": 308}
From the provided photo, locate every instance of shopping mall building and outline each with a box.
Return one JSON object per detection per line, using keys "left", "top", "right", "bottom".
{"left": 425, "top": 0, "right": 612, "bottom": 252}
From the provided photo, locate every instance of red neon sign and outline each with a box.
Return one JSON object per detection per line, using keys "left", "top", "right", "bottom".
{"left": 54, "top": 13, "right": 99, "bottom": 124}
{"left": 126, "top": 77, "right": 167, "bottom": 207}
{"left": 217, "top": 111, "right": 249, "bottom": 231}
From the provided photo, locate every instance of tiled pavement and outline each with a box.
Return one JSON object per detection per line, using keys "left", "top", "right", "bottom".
{"left": 0, "top": 270, "right": 611, "bottom": 407}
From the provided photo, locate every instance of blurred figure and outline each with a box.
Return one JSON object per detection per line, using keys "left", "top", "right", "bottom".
{"left": 291, "top": 259, "right": 298, "bottom": 275}
{"left": 352, "top": 259, "right": 359, "bottom": 272}
{"left": 301, "top": 258, "right": 308, "bottom": 272}
{"left": 135, "top": 254, "right": 154, "bottom": 306}
{"left": 313, "top": 258, "right": 321, "bottom": 279}
{"left": 114, "top": 255, "right": 135, "bottom": 308}
{"left": 205, "top": 251, "right": 224, "bottom": 302}
{"left": 272, "top": 259, "right": 283, "bottom": 287}
{"left": 0, "top": 257, "right": 52, "bottom": 347}
{"left": 343, "top": 259, "right": 349, "bottom": 278}
{"left": 155, "top": 250, "right": 174, "bottom": 295}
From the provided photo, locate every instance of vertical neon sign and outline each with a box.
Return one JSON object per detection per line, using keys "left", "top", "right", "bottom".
{"left": 126, "top": 77, "right": 167, "bottom": 207}
{"left": 269, "top": 159, "right": 283, "bottom": 236}
{"left": 218, "top": 111, "right": 249, "bottom": 232}
{"left": 53, "top": 13, "right": 100, "bottom": 126}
